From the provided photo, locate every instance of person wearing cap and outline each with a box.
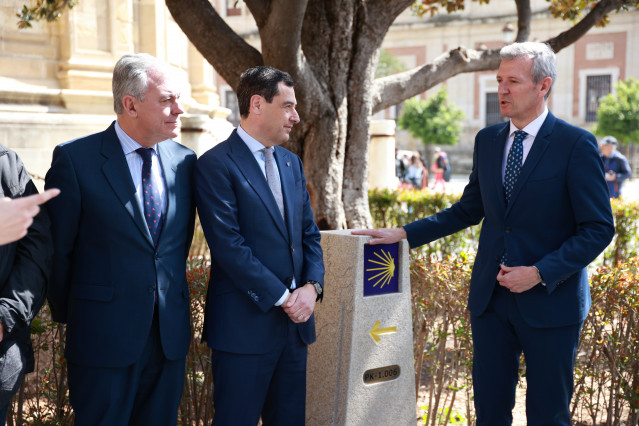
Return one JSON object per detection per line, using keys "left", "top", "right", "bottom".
{"left": 600, "top": 136, "right": 631, "bottom": 198}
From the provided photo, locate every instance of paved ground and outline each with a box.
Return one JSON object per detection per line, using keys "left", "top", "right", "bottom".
{"left": 444, "top": 174, "right": 639, "bottom": 201}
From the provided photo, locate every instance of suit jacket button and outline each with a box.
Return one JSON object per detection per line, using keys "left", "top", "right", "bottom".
{"left": 148, "top": 286, "right": 155, "bottom": 294}
{"left": 291, "top": 246, "right": 295, "bottom": 252}
{"left": 505, "top": 227, "right": 512, "bottom": 233}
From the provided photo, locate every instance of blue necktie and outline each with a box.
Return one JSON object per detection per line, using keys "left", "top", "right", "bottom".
{"left": 501, "top": 130, "right": 527, "bottom": 265}
{"left": 262, "top": 147, "right": 285, "bottom": 219}
{"left": 137, "top": 148, "right": 163, "bottom": 246}
{"left": 504, "top": 130, "right": 527, "bottom": 202}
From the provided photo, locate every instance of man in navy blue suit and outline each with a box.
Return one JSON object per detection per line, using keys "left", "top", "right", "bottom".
{"left": 195, "top": 66, "right": 324, "bottom": 426}
{"left": 45, "top": 54, "right": 196, "bottom": 425}
{"left": 354, "top": 42, "right": 615, "bottom": 425}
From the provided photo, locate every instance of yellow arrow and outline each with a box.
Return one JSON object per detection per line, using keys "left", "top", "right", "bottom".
{"left": 369, "top": 320, "right": 397, "bottom": 344}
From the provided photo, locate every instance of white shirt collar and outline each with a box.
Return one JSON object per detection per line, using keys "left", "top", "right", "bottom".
{"left": 115, "top": 120, "right": 160, "bottom": 155}
{"left": 509, "top": 107, "right": 548, "bottom": 138}
{"left": 237, "top": 125, "right": 269, "bottom": 154}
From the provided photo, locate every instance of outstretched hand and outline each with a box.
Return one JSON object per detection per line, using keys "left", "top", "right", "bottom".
{"left": 351, "top": 227, "right": 407, "bottom": 245}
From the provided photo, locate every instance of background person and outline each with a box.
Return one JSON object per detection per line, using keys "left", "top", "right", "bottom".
{"left": 407, "top": 154, "right": 425, "bottom": 189}
{"left": 45, "top": 53, "right": 196, "bottom": 425}
{"left": 431, "top": 147, "right": 447, "bottom": 191}
{"left": 599, "top": 136, "right": 631, "bottom": 198}
{"left": 0, "top": 145, "right": 54, "bottom": 425}
{"left": 354, "top": 42, "right": 614, "bottom": 425}
{"left": 195, "top": 66, "right": 324, "bottom": 426}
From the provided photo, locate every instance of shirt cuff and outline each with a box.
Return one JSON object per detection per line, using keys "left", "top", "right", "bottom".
{"left": 274, "top": 289, "right": 291, "bottom": 307}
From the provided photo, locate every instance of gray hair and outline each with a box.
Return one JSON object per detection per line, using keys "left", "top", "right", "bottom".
{"left": 112, "top": 53, "right": 170, "bottom": 114}
{"left": 500, "top": 42, "right": 557, "bottom": 99}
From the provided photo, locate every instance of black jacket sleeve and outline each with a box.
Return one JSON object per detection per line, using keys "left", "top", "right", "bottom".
{"left": 0, "top": 149, "right": 52, "bottom": 338}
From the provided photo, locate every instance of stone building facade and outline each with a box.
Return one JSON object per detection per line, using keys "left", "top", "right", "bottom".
{"left": 0, "top": 0, "right": 233, "bottom": 183}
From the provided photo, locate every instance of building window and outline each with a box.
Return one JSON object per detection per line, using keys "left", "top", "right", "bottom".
{"left": 222, "top": 88, "right": 240, "bottom": 127}
{"left": 485, "top": 92, "right": 505, "bottom": 126}
{"left": 586, "top": 74, "right": 611, "bottom": 122}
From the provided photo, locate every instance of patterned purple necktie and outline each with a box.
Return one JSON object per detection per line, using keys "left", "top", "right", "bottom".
{"left": 136, "top": 148, "right": 163, "bottom": 246}
{"left": 504, "top": 130, "right": 527, "bottom": 202}
{"left": 262, "top": 147, "right": 285, "bottom": 219}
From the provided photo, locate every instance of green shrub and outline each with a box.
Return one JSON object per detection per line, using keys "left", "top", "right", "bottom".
{"left": 572, "top": 257, "right": 639, "bottom": 425}
{"left": 411, "top": 254, "right": 475, "bottom": 426}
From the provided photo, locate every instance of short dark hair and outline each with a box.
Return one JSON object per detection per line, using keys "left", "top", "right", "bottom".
{"left": 236, "top": 66, "right": 294, "bottom": 118}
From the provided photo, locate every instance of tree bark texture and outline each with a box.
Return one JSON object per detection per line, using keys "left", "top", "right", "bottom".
{"left": 165, "top": 0, "right": 631, "bottom": 230}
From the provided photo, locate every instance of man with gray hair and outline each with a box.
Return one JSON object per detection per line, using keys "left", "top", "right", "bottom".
{"left": 354, "top": 42, "right": 614, "bottom": 425}
{"left": 45, "top": 53, "right": 196, "bottom": 425}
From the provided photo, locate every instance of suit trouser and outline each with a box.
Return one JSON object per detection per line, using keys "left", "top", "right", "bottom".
{"left": 67, "top": 308, "right": 186, "bottom": 426}
{"left": 210, "top": 319, "right": 308, "bottom": 426}
{"left": 471, "top": 284, "right": 582, "bottom": 426}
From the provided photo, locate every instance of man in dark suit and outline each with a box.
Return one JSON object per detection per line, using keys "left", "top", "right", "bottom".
{"left": 354, "top": 42, "right": 615, "bottom": 425}
{"left": 45, "top": 53, "right": 196, "bottom": 425}
{"left": 195, "top": 66, "right": 324, "bottom": 426}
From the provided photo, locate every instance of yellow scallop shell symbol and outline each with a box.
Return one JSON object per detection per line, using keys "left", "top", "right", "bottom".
{"left": 365, "top": 249, "right": 396, "bottom": 289}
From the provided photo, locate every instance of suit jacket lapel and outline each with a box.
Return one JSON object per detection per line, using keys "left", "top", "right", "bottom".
{"left": 274, "top": 147, "right": 295, "bottom": 242}
{"left": 100, "top": 124, "right": 153, "bottom": 246}
{"left": 157, "top": 141, "right": 179, "bottom": 243}
{"left": 506, "top": 113, "right": 555, "bottom": 212}
{"left": 492, "top": 123, "right": 510, "bottom": 213}
{"left": 228, "top": 134, "right": 288, "bottom": 239}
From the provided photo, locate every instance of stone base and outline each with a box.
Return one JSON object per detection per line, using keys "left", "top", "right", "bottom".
{"left": 307, "top": 230, "right": 416, "bottom": 425}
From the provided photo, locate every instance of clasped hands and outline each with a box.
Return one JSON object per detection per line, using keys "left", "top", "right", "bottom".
{"left": 351, "top": 227, "right": 542, "bottom": 293}
{"left": 282, "top": 283, "right": 317, "bottom": 324}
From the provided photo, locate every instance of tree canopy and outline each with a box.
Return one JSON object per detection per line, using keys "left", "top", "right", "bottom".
{"left": 594, "top": 78, "right": 639, "bottom": 145}
{"left": 399, "top": 88, "right": 466, "bottom": 148}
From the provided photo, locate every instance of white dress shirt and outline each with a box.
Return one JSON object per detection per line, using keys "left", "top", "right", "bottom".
{"left": 501, "top": 108, "right": 549, "bottom": 182}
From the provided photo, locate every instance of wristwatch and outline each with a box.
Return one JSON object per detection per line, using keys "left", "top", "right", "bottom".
{"left": 306, "top": 280, "right": 323, "bottom": 296}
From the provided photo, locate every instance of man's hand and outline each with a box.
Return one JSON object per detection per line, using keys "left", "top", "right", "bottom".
{"left": 496, "top": 265, "right": 541, "bottom": 293}
{"left": 0, "top": 188, "right": 60, "bottom": 245}
{"left": 351, "top": 228, "right": 406, "bottom": 245}
{"left": 282, "top": 283, "right": 317, "bottom": 323}
{"left": 605, "top": 171, "right": 617, "bottom": 182}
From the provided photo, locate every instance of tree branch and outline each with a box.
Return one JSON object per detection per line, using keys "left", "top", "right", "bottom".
{"left": 373, "top": 0, "right": 633, "bottom": 111}
{"left": 514, "top": 0, "right": 532, "bottom": 42}
{"left": 165, "top": 0, "right": 262, "bottom": 90}
{"left": 244, "top": 0, "right": 270, "bottom": 27}
{"left": 372, "top": 47, "right": 501, "bottom": 113}
{"left": 253, "top": 0, "right": 308, "bottom": 71}
{"left": 546, "top": 0, "right": 632, "bottom": 53}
